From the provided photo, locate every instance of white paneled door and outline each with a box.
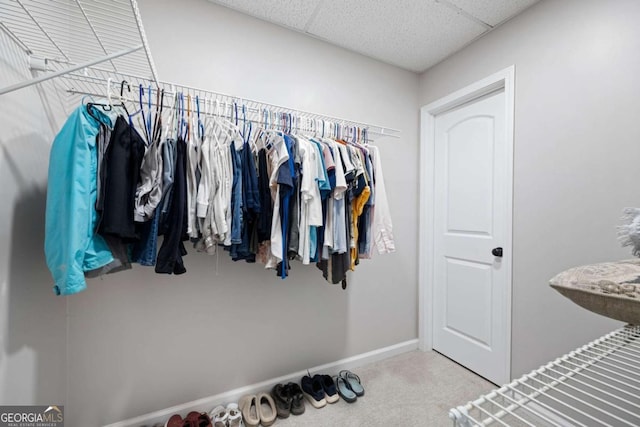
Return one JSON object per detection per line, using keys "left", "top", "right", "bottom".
{"left": 432, "top": 88, "right": 510, "bottom": 385}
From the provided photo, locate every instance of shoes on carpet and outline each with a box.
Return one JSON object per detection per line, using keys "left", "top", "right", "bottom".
{"left": 271, "top": 383, "right": 292, "bottom": 418}
{"left": 210, "top": 403, "right": 243, "bottom": 427}
{"left": 186, "top": 411, "right": 213, "bottom": 427}
{"left": 271, "top": 382, "right": 306, "bottom": 417}
{"left": 226, "top": 404, "right": 243, "bottom": 427}
{"left": 165, "top": 414, "right": 184, "bottom": 427}
{"left": 336, "top": 376, "right": 358, "bottom": 403}
{"left": 239, "top": 395, "right": 260, "bottom": 427}
{"left": 210, "top": 406, "right": 227, "bottom": 427}
{"left": 166, "top": 412, "right": 212, "bottom": 427}
{"left": 315, "top": 374, "right": 339, "bottom": 404}
{"left": 288, "top": 382, "right": 306, "bottom": 416}
{"left": 301, "top": 374, "right": 327, "bottom": 408}
{"left": 339, "top": 370, "right": 365, "bottom": 397}
{"left": 165, "top": 371, "right": 363, "bottom": 427}
{"left": 256, "top": 392, "right": 277, "bottom": 426}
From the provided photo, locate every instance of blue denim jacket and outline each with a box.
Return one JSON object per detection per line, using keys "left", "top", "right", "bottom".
{"left": 45, "top": 105, "right": 114, "bottom": 295}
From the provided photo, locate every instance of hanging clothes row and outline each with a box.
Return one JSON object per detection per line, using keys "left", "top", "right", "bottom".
{"left": 44, "top": 84, "right": 395, "bottom": 296}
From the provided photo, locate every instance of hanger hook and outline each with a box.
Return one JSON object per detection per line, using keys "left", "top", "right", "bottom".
{"left": 120, "top": 80, "right": 130, "bottom": 98}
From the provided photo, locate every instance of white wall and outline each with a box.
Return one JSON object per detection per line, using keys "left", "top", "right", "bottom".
{"left": 0, "top": 32, "right": 67, "bottom": 407}
{"left": 419, "top": 0, "right": 639, "bottom": 378}
{"left": 57, "top": 1, "right": 419, "bottom": 425}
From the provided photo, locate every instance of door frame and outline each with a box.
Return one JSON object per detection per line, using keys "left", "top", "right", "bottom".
{"left": 418, "top": 66, "right": 515, "bottom": 383}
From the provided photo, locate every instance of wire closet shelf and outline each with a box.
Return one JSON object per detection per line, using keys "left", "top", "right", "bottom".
{"left": 450, "top": 325, "right": 640, "bottom": 427}
{"left": 0, "top": 0, "right": 158, "bottom": 92}
{"left": 0, "top": 0, "right": 400, "bottom": 140}
{"left": 63, "top": 69, "right": 401, "bottom": 141}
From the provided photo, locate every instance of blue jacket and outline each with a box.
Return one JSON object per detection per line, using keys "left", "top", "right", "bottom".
{"left": 45, "top": 105, "right": 114, "bottom": 295}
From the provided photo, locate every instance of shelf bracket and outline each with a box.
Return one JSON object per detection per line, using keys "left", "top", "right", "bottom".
{"left": 0, "top": 45, "right": 144, "bottom": 96}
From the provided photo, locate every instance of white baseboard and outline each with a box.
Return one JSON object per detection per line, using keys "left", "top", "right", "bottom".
{"left": 104, "top": 339, "right": 419, "bottom": 427}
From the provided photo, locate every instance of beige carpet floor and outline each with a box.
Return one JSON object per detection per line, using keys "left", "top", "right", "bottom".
{"left": 272, "top": 350, "right": 496, "bottom": 427}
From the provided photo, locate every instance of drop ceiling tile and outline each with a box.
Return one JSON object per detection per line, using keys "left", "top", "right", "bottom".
{"left": 446, "top": 0, "right": 540, "bottom": 26}
{"left": 307, "top": 0, "right": 487, "bottom": 72}
{"left": 208, "top": 0, "right": 322, "bottom": 31}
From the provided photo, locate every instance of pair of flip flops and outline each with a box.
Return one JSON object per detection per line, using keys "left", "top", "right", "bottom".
{"left": 335, "top": 370, "right": 365, "bottom": 403}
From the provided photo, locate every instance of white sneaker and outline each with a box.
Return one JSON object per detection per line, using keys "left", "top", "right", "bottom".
{"left": 209, "top": 405, "right": 228, "bottom": 427}
{"left": 227, "top": 405, "right": 244, "bottom": 427}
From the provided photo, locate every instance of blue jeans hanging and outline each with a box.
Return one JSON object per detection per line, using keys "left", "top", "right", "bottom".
{"left": 132, "top": 208, "right": 160, "bottom": 266}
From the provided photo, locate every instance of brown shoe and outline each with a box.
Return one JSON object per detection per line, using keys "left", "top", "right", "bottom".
{"left": 184, "top": 412, "right": 200, "bottom": 427}
{"left": 196, "top": 413, "right": 213, "bottom": 427}
{"left": 183, "top": 412, "right": 211, "bottom": 427}
{"left": 165, "top": 414, "right": 184, "bottom": 427}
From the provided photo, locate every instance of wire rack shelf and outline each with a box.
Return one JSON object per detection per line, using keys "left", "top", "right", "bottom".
{"left": 0, "top": 0, "right": 158, "bottom": 95}
{"left": 61, "top": 68, "right": 401, "bottom": 140}
{"left": 450, "top": 325, "right": 640, "bottom": 427}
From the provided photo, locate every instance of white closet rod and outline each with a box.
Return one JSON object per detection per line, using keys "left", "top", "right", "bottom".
{"left": 156, "top": 81, "right": 401, "bottom": 139}
{"left": 64, "top": 72, "right": 401, "bottom": 139}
